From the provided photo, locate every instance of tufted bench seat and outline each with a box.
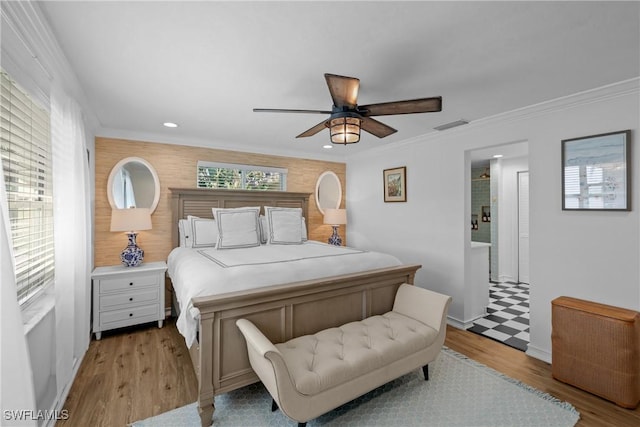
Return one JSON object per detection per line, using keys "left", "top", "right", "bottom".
{"left": 236, "top": 284, "right": 452, "bottom": 426}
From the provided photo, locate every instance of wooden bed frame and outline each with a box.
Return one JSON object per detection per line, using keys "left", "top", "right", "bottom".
{"left": 169, "top": 188, "right": 421, "bottom": 426}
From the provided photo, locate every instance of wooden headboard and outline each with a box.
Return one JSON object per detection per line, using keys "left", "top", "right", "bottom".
{"left": 169, "top": 188, "right": 310, "bottom": 248}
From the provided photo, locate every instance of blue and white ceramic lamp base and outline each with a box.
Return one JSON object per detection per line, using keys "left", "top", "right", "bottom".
{"left": 328, "top": 226, "right": 343, "bottom": 246}
{"left": 121, "top": 232, "right": 145, "bottom": 267}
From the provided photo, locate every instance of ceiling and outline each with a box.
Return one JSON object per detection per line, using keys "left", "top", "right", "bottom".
{"left": 38, "top": 1, "right": 639, "bottom": 160}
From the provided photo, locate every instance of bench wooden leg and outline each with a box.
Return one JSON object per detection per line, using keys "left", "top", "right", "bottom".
{"left": 198, "top": 399, "right": 214, "bottom": 427}
{"left": 422, "top": 364, "right": 429, "bottom": 381}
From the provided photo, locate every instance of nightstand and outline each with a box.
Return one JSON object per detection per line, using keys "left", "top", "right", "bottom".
{"left": 92, "top": 261, "right": 167, "bottom": 340}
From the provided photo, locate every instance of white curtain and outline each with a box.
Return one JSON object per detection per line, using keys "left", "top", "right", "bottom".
{"left": 51, "top": 90, "right": 91, "bottom": 398}
{"left": 0, "top": 160, "right": 37, "bottom": 425}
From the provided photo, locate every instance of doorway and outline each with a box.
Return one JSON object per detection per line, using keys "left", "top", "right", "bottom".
{"left": 467, "top": 142, "right": 530, "bottom": 351}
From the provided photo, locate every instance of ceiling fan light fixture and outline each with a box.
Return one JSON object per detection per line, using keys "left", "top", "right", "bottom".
{"left": 255, "top": 73, "right": 442, "bottom": 142}
{"left": 330, "top": 114, "right": 361, "bottom": 144}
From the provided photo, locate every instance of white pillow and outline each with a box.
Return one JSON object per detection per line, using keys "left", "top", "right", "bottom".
{"left": 301, "top": 217, "right": 308, "bottom": 242}
{"left": 260, "top": 214, "right": 308, "bottom": 243}
{"left": 178, "top": 218, "right": 192, "bottom": 247}
{"left": 212, "top": 207, "right": 261, "bottom": 249}
{"left": 264, "top": 206, "right": 303, "bottom": 244}
{"left": 259, "top": 215, "right": 268, "bottom": 244}
{"left": 188, "top": 215, "right": 218, "bottom": 248}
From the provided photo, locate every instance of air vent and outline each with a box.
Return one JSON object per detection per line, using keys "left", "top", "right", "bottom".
{"left": 434, "top": 119, "right": 469, "bottom": 131}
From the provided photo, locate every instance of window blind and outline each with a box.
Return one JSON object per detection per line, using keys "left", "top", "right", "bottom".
{"left": 197, "top": 161, "right": 287, "bottom": 191}
{"left": 1, "top": 70, "right": 54, "bottom": 304}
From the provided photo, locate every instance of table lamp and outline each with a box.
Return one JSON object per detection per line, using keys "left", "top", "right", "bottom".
{"left": 110, "top": 207, "right": 152, "bottom": 267}
{"left": 323, "top": 208, "right": 347, "bottom": 246}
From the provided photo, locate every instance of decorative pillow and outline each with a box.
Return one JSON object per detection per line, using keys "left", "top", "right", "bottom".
{"left": 212, "top": 207, "right": 261, "bottom": 249}
{"left": 188, "top": 215, "right": 218, "bottom": 248}
{"left": 264, "top": 206, "right": 303, "bottom": 244}
{"left": 261, "top": 214, "right": 308, "bottom": 243}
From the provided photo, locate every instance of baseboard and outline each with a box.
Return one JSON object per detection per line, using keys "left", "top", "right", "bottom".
{"left": 525, "top": 344, "right": 551, "bottom": 363}
{"left": 446, "top": 315, "right": 480, "bottom": 330}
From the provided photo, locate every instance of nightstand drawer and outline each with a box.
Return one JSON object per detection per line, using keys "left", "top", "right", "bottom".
{"left": 99, "top": 288, "right": 159, "bottom": 309}
{"left": 99, "top": 273, "right": 159, "bottom": 293}
{"left": 100, "top": 303, "right": 159, "bottom": 326}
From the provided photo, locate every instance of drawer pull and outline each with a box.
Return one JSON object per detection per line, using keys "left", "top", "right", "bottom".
{"left": 129, "top": 297, "right": 133, "bottom": 301}
{"left": 129, "top": 313, "right": 133, "bottom": 317}
{"left": 129, "top": 282, "right": 133, "bottom": 286}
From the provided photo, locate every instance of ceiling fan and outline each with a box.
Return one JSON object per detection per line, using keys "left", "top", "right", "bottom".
{"left": 253, "top": 73, "right": 442, "bottom": 144}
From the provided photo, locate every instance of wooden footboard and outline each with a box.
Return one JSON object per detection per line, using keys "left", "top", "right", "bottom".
{"left": 192, "top": 263, "right": 421, "bottom": 426}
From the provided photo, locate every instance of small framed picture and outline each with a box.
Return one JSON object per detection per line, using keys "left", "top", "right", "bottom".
{"left": 383, "top": 166, "right": 407, "bottom": 202}
{"left": 561, "top": 130, "right": 631, "bottom": 211}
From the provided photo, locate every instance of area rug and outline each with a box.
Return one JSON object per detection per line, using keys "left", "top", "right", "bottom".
{"left": 131, "top": 347, "right": 580, "bottom": 427}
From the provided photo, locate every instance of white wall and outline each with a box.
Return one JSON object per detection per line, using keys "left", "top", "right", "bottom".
{"left": 25, "top": 306, "right": 56, "bottom": 417}
{"left": 346, "top": 79, "right": 639, "bottom": 362}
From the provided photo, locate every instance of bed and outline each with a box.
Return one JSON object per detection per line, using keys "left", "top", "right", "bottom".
{"left": 168, "top": 188, "right": 421, "bottom": 426}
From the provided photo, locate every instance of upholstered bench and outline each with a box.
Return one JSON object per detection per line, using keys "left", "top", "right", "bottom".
{"left": 236, "top": 284, "right": 452, "bottom": 426}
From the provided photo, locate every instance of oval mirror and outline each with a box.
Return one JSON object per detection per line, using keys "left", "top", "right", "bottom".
{"left": 315, "top": 171, "right": 342, "bottom": 215}
{"left": 107, "top": 157, "right": 160, "bottom": 214}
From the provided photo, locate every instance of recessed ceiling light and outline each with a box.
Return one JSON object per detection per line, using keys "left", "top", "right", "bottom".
{"left": 323, "top": 145, "right": 333, "bottom": 149}
{"left": 493, "top": 154, "right": 503, "bottom": 158}
{"left": 163, "top": 122, "right": 178, "bottom": 128}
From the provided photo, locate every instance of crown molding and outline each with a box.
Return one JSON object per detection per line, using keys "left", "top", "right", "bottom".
{"left": 348, "top": 77, "right": 640, "bottom": 160}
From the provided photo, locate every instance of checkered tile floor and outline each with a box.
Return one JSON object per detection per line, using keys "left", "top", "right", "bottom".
{"left": 468, "top": 282, "right": 530, "bottom": 352}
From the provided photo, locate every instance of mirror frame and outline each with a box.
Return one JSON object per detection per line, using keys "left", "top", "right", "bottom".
{"left": 107, "top": 157, "right": 160, "bottom": 214}
{"left": 315, "top": 171, "right": 342, "bottom": 215}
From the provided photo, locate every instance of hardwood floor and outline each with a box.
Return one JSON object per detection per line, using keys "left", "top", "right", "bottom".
{"left": 58, "top": 320, "right": 197, "bottom": 427}
{"left": 60, "top": 320, "right": 639, "bottom": 426}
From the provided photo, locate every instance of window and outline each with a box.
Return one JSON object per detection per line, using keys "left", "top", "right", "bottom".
{"left": 1, "top": 70, "right": 54, "bottom": 304}
{"left": 197, "top": 161, "right": 287, "bottom": 191}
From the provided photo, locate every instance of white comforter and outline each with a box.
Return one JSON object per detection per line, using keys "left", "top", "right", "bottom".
{"left": 167, "top": 241, "right": 401, "bottom": 347}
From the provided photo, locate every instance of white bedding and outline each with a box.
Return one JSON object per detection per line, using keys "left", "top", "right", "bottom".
{"left": 167, "top": 241, "right": 402, "bottom": 347}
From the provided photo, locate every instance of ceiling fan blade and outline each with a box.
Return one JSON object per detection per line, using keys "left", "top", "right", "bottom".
{"left": 360, "top": 97, "right": 442, "bottom": 116}
{"left": 253, "top": 108, "right": 332, "bottom": 114}
{"left": 360, "top": 116, "right": 397, "bottom": 138}
{"left": 325, "top": 73, "right": 360, "bottom": 109}
{"left": 296, "top": 120, "right": 329, "bottom": 138}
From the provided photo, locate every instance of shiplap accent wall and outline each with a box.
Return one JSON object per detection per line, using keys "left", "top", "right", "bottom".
{"left": 94, "top": 137, "right": 346, "bottom": 269}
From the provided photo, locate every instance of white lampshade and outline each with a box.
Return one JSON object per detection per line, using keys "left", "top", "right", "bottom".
{"left": 323, "top": 208, "right": 347, "bottom": 226}
{"left": 110, "top": 208, "right": 152, "bottom": 232}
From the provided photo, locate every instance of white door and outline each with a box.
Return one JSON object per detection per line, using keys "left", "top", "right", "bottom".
{"left": 518, "top": 171, "right": 530, "bottom": 284}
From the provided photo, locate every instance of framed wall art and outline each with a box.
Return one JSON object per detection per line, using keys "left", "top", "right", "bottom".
{"left": 561, "top": 130, "right": 631, "bottom": 211}
{"left": 383, "top": 166, "right": 407, "bottom": 202}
